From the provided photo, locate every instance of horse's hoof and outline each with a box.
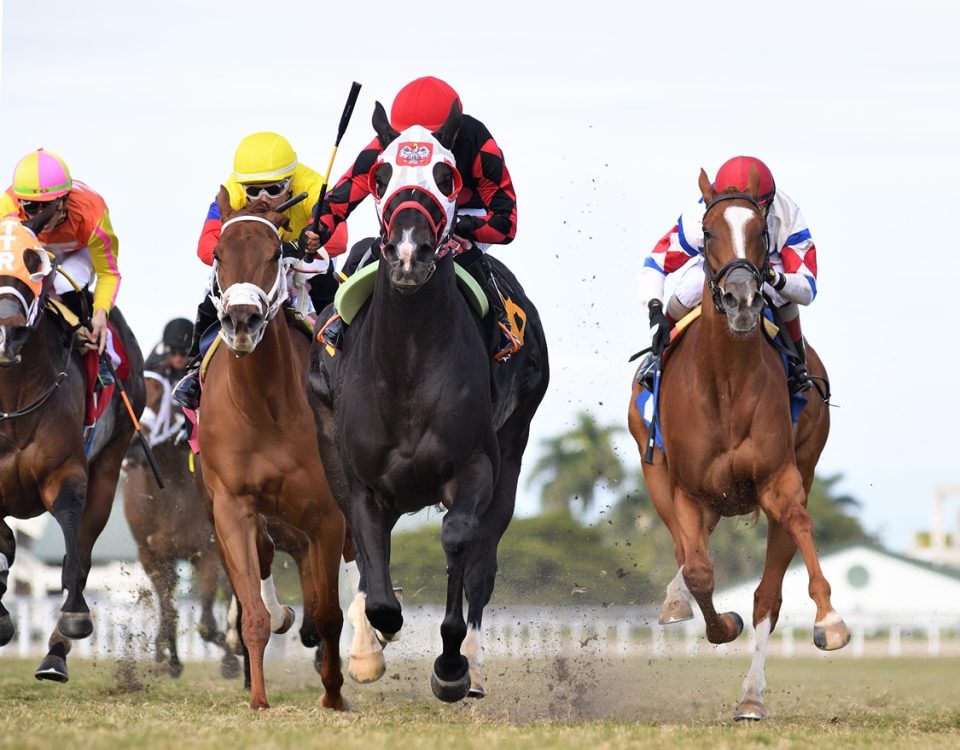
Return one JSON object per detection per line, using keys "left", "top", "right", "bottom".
{"left": 734, "top": 700, "right": 767, "bottom": 721}
{"left": 35, "top": 654, "right": 69, "bottom": 683}
{"left": 348, "top": 652, "right": 386, "bottom": 684}
{"left": 0, "top": 614, "right": 14, "bottom": 647}
{"left": 658, "top": 599, "right": 694, "bottom": 625}
{"left": 168, "top": 659, "right": 183, "bottom": 679}
{"left": 431, "top": 655, "right": 470, "bottom": 703}
{"left": 467, "top": 685, "right": 486, "bottom": 699}
{"left": 248, "top": 698, "right": 270, "bottom": 711}
{"left": 272, "top": 605, "right": 296, "bottom": 635}
{"left": 320, "top": 692, "right": 350, "bottom": 711}
{"left": 57, "top": 612, "right": 93, "bottom": 640}
{"left": 431, "top": 670, "right": 471, "bottom": 703}
{"left": 723, "top": 611, "right": 745, "bottom": 642}
{"left": 813, "top": 612, "right": 851, "bottom": 651}
{"left": 220, "top": 653, "right": 241, "bottom": 679}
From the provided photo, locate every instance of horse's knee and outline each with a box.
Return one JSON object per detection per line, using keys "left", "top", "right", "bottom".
{"left": 441, "top": 514, "right": 478, "bottom": 558}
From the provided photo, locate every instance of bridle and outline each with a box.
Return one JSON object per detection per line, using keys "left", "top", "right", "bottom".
{"left": 702, "top": 192, "right": 770, "bottom": 313}
{"left": 209, "top": 215, "right": 294, "bottom": 332}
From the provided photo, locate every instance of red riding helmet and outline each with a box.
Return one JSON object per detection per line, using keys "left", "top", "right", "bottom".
{"left": 390, "top": 76, "right": 462, "bottom": 131}
{"left": 714, "top": 156, "right": 776, "bottom": 206}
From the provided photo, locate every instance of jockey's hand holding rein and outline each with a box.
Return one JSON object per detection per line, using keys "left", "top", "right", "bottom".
{"left": 85, "top": 308, "right": 108, "bottom": 354}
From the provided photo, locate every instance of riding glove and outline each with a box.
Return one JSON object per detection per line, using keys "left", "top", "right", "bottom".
{"left": 648, "top": 300, "right": 671, "bottom": 356}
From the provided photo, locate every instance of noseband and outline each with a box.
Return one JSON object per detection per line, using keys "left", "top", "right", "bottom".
{"left": 702, "top": 192, "right": 769, "bottom": 313}
{"left": 210, "top": 215, "right": 291, "bottom": 325}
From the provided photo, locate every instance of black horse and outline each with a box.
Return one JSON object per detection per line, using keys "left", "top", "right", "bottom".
{"left": 308, "top": 102, "right": 549, "bottom": 702}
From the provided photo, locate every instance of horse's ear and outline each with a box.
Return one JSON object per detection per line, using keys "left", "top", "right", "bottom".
{"left": 22, "top": 248, "right": 42, "bottom": 276}
{"left": 217, "top": 185, "right": 234, "bottom": 221}
{"left": 372, "top": 101, "right": 400, "bottom": 146}
{"left": 432, "top": 100, "right": 462, "bottom": 151}
{"left": 268, "top": 211, "right": 291, "bottom": 232}
{"left": 746, "top": 165, "right": 760, "bottom": 198}
{"left": 698, "top": 168, "right": 714, "bottom": 204}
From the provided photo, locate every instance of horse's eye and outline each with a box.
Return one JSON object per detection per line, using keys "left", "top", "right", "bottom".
{"left": 703, "top": 230, "right": 712, "bottom": 241}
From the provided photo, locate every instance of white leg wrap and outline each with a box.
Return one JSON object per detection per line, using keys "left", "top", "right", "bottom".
{"left": 740, "top": 617, "right": 771, "bottom": 705}
{"left": 260, "top": 575, "right": 285, "bottom": 632}
{"left": 461, "top": 624, "right": 486, "bottom": 694}
{"left": 343, "top": 560, "right": 361, "bottom": 600}
{"left": 347, "top": 592, "right": 386, "bottom": 683}
{"left": 225, "top": 595, "right": 241, "bottom": 653}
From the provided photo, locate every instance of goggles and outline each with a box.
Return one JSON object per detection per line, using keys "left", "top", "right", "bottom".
{"left": 243, "top": 178, "right": 291, "bottom": 202}
{"left": 19, "top": 198, "right": 59, "bottom": 217}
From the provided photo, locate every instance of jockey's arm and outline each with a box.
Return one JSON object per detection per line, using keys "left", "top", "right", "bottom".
{"left": 638, "top": 216, "right": 701, "bottom": 309}
{"left": 86, "top": 208, "right": 120, "bottom": 353}
{"left": 765, "top": 198, "right": 818, "bottom": 307}
{"left": 452, "top": 133, "right": 517, "bottom": 246}
{"left": 316, "top": 136, "right": 382, "bottom": 244}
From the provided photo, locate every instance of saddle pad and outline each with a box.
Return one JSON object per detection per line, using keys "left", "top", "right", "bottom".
{"left": 334, "top": 260, "right": 488, "bottom": 325}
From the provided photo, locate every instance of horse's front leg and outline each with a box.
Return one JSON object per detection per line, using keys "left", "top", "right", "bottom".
{"left": 432, "top": 453, "right": 494, "bottom": 703}
{"left": 348, "top": 484, "right": 398, "bottom": 683}
{"left": 734, "top": 518, "right": 798, "bottom": 721}
{"left": 760, "top": 468, "right": 850, "bottom": 651}
{"left": 43, "top": 467, "right": 93, "bottom": 640}
{"left": 674, "top": 490, "right": 744, "bottom": 645}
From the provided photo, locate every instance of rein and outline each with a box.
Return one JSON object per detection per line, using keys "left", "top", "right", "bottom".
{"left": 702, "top": 192, "right": 769, "bottom": 313}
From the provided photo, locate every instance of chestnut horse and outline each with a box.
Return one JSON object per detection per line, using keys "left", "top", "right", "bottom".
{"left": 628, "top": 169, "right": 848, "bottom": 720}
{"left": 0, "top": 219, "right": 145, "bottom": 682}
{"left": 199, "top": 193, "right": 346, "bottom": 710}
{"left": 121, "top": 363, "right": 239, "bottom": 679}
{"left": 308, "top": 104, "right": 549, "bottom": 702}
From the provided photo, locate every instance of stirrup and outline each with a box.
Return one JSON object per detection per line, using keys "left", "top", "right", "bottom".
{"left": 317, "top": 314, "right": 344, "bottom": 352}
{"left": 493, "top": 320, "right": 521, "bottom": 362}
{"left": 97, "top": 358, "right": 115, "bottom": 387}
{"left": 172, "top": 368, "right": 201, "bottom": 410}
{"left": 636, "top": 353, "right": 660, "bottom": 391}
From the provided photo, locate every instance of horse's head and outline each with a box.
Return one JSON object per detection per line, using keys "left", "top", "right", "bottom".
{"left": 0, "top": 219, "right": 53, "bottom": 365}
{"left": 699, "top": 167, "right": 769, "bottom": 334}
{"left": 211, "top": 188, "right": 293, "bottom": 355}
{"left": 368, "top": 100, "right": 463, "bottom": 294}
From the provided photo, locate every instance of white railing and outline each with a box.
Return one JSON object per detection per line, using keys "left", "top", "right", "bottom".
{"left": 3, "top": 598, "right": 960, "bottom": 662}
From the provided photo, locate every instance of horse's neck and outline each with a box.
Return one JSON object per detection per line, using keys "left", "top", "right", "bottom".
{"left": 368, "top": 266, "right": 465, "bottom": 366}
{"left": 696, "top": 302, "right": 769, "bottom": 395}
{"left": 223, "top": 316, "right": 304, "bottom": 413}
{"left": 0, "top": 317, "right": 66, "bottom": 419}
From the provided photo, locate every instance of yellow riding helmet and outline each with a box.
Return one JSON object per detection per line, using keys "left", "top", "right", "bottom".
{"left": 12, "top": 149, "right": 73, "bottom": 201}
{"left": 231, "top": 132, "right": 298, "bottom": 184}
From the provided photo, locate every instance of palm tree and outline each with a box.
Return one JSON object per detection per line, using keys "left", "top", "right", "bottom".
{"left": 527, "top": 411, "right": 625, "bottom": 516}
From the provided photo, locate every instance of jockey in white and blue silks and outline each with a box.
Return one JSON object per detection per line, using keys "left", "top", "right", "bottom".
{"left": 637, "top": 155, "right": 819, "bottom": 395}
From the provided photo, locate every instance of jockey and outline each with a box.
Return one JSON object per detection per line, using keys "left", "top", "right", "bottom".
{"left": 311, "top": 76, "right": 520, "bottom": 359}
{"left": 173, "top": 132, "right": 348, "bottom": 409}
{"left": 0, "top": 149, "right": 120, "bottom": 385}
{"left": 638, "top": 155, "right": 818, "bottom": 395}
{"left": 145, "top": 317, "right": 192, "bottom": 376}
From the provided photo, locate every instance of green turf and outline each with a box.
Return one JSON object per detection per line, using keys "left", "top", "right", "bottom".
{"left": 0, "top": 655, "right": 958, "bottom": 749}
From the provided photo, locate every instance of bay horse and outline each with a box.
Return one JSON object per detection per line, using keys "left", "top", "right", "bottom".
{"left": 307, "top": 103, "right": 549, "bottom": 702}
{"left": 198, "top": 193, "right": 346, "bottom": 710}
{"left": 0, "top": 218, "right": 145, "bottom": 682}
{"left": 627, "top": 168, "right": 848, "bottom": 720}
{"left": 121, "top": 360, "right": 239, "bottom": 679}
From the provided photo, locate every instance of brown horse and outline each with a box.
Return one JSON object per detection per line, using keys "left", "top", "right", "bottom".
{"left": 198, "top": 192, "right": 346, "bottom": 710}
{"left": 628, "top": 168, "right": 848, "bottom": 720}
{"left": 121, "top": 359, "right": 239, "bottom": 679}
{"left": 0, "top": 219, "right": 145, "bottom": 682}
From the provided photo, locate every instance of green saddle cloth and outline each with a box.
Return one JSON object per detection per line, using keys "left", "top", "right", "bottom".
{"left": 334, "top": 260, "right": 489, "bottom": 324}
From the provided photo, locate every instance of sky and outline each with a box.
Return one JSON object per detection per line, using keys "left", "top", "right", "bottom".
{"left": 1, "top": 0, "right": 958, "bottom": 551}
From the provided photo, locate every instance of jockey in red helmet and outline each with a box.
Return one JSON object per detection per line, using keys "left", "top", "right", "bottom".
{"left": 311, "top": 76, "right": 520, "bottom": 358}
{"left": 638, "top": 155, "right": 818, "bottom": 395}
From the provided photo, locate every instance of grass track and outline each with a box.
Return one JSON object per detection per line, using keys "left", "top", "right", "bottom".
{"left": 1, "top": 655, "right": 958, "bottom": 749}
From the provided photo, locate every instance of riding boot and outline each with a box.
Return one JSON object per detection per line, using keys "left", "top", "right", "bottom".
{"left": 308, "top": 267, "right": 339, "bottom": 315}
{"left": 788, "top": 337, "right": 813, "bottom": 396}
{"left": 172, "top": 295, "right": 217, "bottom": 410}
{"left": 458, "top": 251, "right": 520, "bottom": 361}
{"left": 319, "top": 315, "right": 345, "bottom": 351}
{"left": 635, "top": 353, "right": 660, "bottom": 392}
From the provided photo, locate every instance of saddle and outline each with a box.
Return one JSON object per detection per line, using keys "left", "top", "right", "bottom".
{"left": 46, "top": 299, "right": 130, "bottom": 429}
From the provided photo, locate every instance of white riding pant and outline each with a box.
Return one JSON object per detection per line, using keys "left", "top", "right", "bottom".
{"left": 51, "top": 248, "right": 120, "bottom": 367}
